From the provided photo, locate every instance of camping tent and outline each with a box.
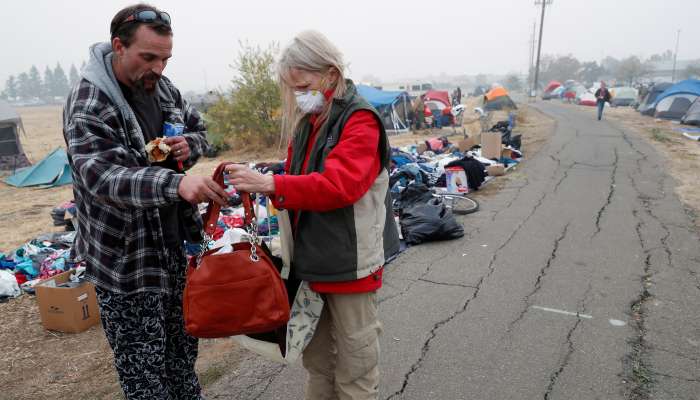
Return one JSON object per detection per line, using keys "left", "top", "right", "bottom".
{"left": 356, "top": 85, "right": 412, "bottom": 133}
{"left": 542, "top": 81, "right": 562, "bottom": 100}
{"left": 682, "top": 98, "right": 700, "bottom": 126}
{"left": 424, "top": 90, "right": 451, "bottom": 107}
{"left": 638, "top": 82, "right": 672, "bottom": 115}
{"left": 578, "top": 92, "right": 597, "bottom": 106}
{"left": 4, "top": 147, "right": 72, "bottom": 187}
{"left": 0, "top": 100, "right": 30, "bottom": 170}
{"left": 654, "top": 80, "right": 700, "bottom": 106}
{"left": 484, "top": 87, "right": 517, "bottom": 111}
{"left": 610, "top": 87, "right": 638, "bottom": 107}
{"left": 654, "top": 94, "right": 697, "bottom": 120}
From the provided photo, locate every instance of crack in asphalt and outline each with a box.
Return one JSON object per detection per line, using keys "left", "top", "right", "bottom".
{"left": 385, "top": 186, "right": 550, "bottom": 399}
{"left": 507, "top": 222, "right": 571, "bottom": 332}
{"left": 543, "top": 286, "right": 591, "bottom": 400}
{"left": 417, "top": 278, "right": 477, "bottom": 289}
{"left": 649, "top": 371, "right": 700, "bottom": 383}
{"left": 592, "top": 147, "right": 619, "bottom": 239}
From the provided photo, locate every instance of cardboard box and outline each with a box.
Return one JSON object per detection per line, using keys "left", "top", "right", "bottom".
{"left": 487, "top": 163, "right": 506, "bottom": 176}
{"left": 458, "top": 136, "right": 478, "bottom": 152}
{"left": 446, "top": 167, "right": 469, "bottom": 194}
{"left": 481, "top": 132, "right": 502, "bottom": 159}
{"left": 35, "top": 269, "right": 100, "bottom": 333}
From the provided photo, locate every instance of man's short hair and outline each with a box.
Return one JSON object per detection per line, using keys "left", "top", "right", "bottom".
{"left": 110, "top": 3, "right": 172, "bottom": 47}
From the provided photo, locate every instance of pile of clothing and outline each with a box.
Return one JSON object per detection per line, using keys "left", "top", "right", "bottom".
{"left": 0, "top": 231, "right": 80, "bottom": 300}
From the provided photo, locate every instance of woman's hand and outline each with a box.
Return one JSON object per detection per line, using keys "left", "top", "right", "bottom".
{"left": 224, "top": 164, "right": 276, "bottom": 194}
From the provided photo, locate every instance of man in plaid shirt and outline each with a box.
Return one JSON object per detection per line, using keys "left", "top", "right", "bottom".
{"left": 63, "top": 4, "right": 228, "bottom": 399}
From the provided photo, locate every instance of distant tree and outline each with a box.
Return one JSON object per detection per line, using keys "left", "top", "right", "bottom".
{"left": 601, "top": 56, "right": 621, "bottom": 78}
{"left": 504, "top": 74, "right": 522, "bottom": 92}
{"left": 43, "top": 66, "right": 54, "bottom": 98}
{"left": 578, "top": 61, "right": 606, "bottom": 86}
{"left": 683, "top": 63, "right": 700, "bottom": 79}
{"left": 617, "top": 56, "right": 648, "bottom": 85}
{"left": 540, "top": 54, "right": 581, "bottom": 83}
{"left": 17, "top": 72, "right": 30, "bottom": 99}
{"left": 2, "top": 75, "right": 18, "bottom": 99}
{"left": 69, "top": 64, "right": 80, "bottom": 87}
{"left": 206, "top": 41, "right": 281, "bottom": 147}
{"left": 27, "top": 65, "right": 43, "bottom": 98}
{"left": 52, "top": 63, "right": 70, "bottom": 97}
{"left": 647, "top": 50, "right": 674, "bottom": 63}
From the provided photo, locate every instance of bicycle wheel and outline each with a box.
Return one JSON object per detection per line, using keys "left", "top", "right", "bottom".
{"left": 440, "top": 194, "right": 479, "bottom": 215}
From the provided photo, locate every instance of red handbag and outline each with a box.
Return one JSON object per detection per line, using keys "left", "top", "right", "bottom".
{"left": 183, "top": 162, "right": 290, "bottom": 338}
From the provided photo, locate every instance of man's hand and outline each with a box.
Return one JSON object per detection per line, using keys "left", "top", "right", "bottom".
{"left": 178, "top": 175, "right": 229, "bottom": 206}
{"left": 164, "top": 136, "right": 190, "bottom": 162}
{"left": 224, "top": 164, "right": 276, "bottom": 194}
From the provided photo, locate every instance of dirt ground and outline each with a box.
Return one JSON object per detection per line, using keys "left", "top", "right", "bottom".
{"left": 0, "top": 101, "right": 554, "bottom": 399}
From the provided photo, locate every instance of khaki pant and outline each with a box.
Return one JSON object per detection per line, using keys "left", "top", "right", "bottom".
{"left": 302, "top": 291, "right": 381, "bottom": 400}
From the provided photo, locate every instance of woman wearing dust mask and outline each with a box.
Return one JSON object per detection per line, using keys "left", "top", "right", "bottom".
{"left": 225, "top": 30, "right": 399, "bottom": 399}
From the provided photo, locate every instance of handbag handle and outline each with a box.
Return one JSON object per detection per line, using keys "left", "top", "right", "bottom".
{"left": 201, "top": 162, "right": 256, "bottom": 237}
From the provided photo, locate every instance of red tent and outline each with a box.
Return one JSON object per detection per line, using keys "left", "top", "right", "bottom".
{"left": 424, "top": 90, "right": 451, "bottom": 107}
{"left": 544, "top": 81, "right": 561, "bottom": 93}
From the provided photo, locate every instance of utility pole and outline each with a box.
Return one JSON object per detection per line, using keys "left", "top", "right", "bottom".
{"left": 529, "top": 21, "right": 536, "bottom": 92}
{"left": 671, "top": 29, "right": 681, "bottom": 83}
{"left": 532, "top": 0, "right": 552, "bottom": 97}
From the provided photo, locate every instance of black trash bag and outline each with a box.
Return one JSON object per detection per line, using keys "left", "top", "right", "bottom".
{"left": 393, "top": 182, "right": 434, "bottom": 212}
{"left": 400, "top": 198, "right": 464, "bottom": 245}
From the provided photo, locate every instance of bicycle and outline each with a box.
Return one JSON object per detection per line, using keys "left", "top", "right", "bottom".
{"left": 433, "top": 192, "right": 479, "bottom": 215}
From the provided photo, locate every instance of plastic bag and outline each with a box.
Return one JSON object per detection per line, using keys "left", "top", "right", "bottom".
{"left": 400, "top": 198, "right": 464, "bottom": 245}
{"left": 0, "top": 270, "right": 21, "bottom": 298}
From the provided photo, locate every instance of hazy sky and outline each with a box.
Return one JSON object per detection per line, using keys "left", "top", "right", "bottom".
{"left": 2, "top": 0, "right": 699, "bottom": 92}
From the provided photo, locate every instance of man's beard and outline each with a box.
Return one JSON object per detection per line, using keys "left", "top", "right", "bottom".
{"left": 133, "top": 71, "right": 161, "bottom": 96}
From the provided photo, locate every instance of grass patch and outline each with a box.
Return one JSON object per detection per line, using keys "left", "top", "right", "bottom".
{"left": 650, "top": 128, "right": 670, "bottom": 142}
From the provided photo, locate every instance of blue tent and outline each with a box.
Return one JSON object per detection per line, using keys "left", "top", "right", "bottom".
{"left": 654, "top": 80, "right": 700, "bottom": 106}
{"left": 357, "top": 85, "right": 406, "bottom": 108}
{"left": 356, "top": 85, "right": 412, "bottom": 133}
{"left": 4, "top": 147, "right": 72, "bottom": 188}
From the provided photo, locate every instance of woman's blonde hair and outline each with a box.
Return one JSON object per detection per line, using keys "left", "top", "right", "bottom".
{"left": 277, "top": 30, "right": 347, "bottom": 141}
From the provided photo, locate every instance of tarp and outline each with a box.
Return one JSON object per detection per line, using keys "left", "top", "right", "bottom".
{"left": 424, "top": 90, "right": 451, "bottom": 107}
{"left": 356, "top": 85, "right": 407, "bottom": 108}
{"left": 0, "top": 100, "right": 22, "bottom": 124}
{"left": 655, "top": 80, "right": 700, "bottom": 105}
{"left": 682, "top": 97, "right": 700, "bottom": 126}
{"left": 4, "top": 148, "right": 72, "bottom": 187}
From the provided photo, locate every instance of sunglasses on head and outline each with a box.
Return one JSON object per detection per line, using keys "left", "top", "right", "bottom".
{"left": 116, "top": 10, "right": 171, "bottom": 31}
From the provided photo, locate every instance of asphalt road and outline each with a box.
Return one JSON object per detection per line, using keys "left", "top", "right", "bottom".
{"left": 209, "top": 101, "right": 700, "bottom": 399}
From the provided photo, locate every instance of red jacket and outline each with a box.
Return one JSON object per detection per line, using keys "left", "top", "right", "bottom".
{"left": 272, "top": 109, "right": 384, "bottom": 293}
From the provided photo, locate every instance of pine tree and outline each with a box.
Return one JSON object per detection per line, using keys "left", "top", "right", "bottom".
{"left": 43, "top": 66, "right": 54, "bottom": 98}
{"left": 2, "top": 75, "right": 18, "bottom": 99}
{"left": 27, "top": 65, "right": 42, "bottom": 98}
{"left": 53, "top": 62, "right": 70, "bottom": 97}
{"left": 69, "top": 64, "right": 80, "bottom": 87}
{"left": 17, "top": 72, "right": 30, "bottom": 99}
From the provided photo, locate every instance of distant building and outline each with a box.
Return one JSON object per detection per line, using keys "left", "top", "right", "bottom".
{"left": 646, "top": 59, "right": 700, "bottom": 82}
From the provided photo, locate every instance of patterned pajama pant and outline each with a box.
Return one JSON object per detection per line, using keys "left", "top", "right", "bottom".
{"left": 95, "top": 249, "right": 202, "bottom": 400}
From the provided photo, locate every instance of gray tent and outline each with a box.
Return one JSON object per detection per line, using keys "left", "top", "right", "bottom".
{"left": 0, "top": 100, "right": 30, "bottom": 170}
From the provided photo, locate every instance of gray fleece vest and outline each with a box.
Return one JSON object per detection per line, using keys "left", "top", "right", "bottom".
{"left": 289, "top": 80, "right": 400, "bottom": 282}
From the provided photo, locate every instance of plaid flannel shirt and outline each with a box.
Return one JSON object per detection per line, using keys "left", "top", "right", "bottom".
{"left": 63, "top": 76, "right": 209, "bottom": 294}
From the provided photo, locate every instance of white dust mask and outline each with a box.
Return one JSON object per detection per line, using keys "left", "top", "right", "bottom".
{"left": 295, "top": 90, "right": 326, "bottom": 114}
